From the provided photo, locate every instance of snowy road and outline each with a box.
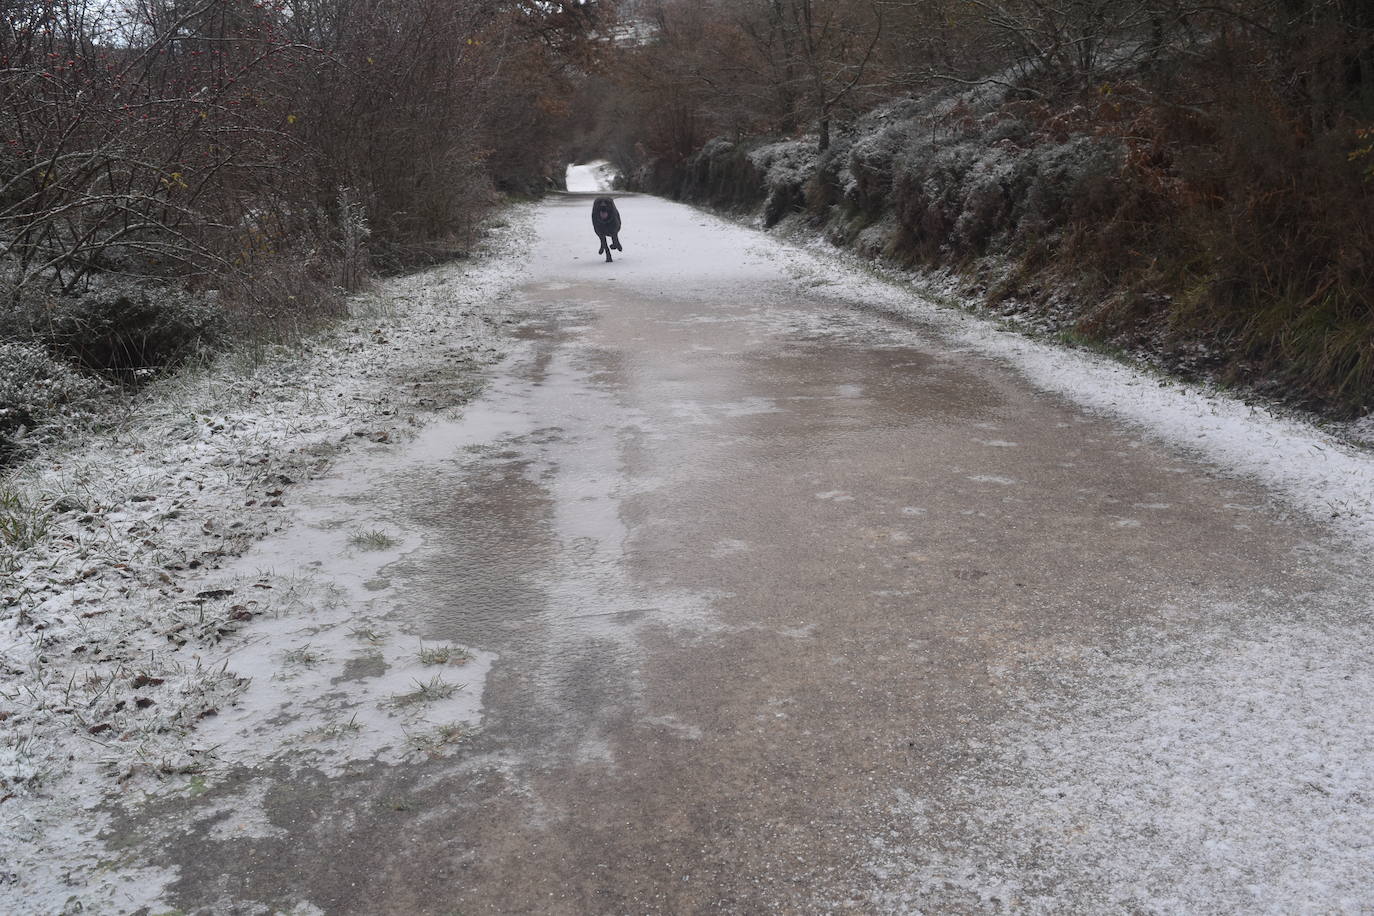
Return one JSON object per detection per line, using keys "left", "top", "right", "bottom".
{"left": 23, "top": 191, "right": 1374, "bottom": 912}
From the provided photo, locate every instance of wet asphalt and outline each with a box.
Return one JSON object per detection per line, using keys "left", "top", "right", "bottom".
{"left": 131, "top": 194, "right": 1361, "bottom": 913}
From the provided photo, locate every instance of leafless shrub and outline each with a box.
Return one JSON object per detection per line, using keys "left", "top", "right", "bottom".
{"left": 215, "top": 246, "right": 347, "bottom": 341}
{"left": 0, "top": 0, "right": 312, "bottom": 298}
{"left": 33, "top": 281, "right": 224, "bottom": 383}
{"left": 0, "top": 0, "right": 598, "bottom": 418}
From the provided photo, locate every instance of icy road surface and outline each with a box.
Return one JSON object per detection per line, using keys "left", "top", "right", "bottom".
{"left": 14, "top": 190, "right": 1374, "bottom": 913}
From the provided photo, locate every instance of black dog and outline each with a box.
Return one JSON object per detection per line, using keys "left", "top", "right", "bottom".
{"left": 591, "top": 197, "right": 622, "bottom": 262}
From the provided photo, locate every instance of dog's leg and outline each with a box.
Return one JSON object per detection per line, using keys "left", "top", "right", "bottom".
{"left": 611, "top": 232, "right": 622, "bottom": 252}
{"left": 597, "top": 235, "right": 607, "bottom": 255}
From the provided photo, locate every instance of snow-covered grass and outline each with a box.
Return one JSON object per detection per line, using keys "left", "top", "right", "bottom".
{"left": 0, "top": 206, "right": 535, "bottom": 912}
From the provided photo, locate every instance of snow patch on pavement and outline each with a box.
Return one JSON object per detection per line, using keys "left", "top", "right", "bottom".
{"left": 961, "top": 326, "right": 1374, "bottom": 543}
{"left": 867, "top": 619, "right": 1374, "bottom": 912}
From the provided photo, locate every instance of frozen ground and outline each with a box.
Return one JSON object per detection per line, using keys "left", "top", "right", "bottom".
{"left": 866, "top": 620, "right": 1374, "bottom": 913}
{"left": 3, "top": 190, "right": 1373, "bottom": 912}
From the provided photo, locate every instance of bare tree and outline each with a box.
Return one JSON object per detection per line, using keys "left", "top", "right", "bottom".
{"left": 737, "top": 0, "right": 886, "bottom": 149}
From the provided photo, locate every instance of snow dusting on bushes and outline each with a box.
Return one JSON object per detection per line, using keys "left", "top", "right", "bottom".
{"left": 665, "top": 136, "right": 820, "bottom": 228}
{"left": 678, "top": 138, "right": 763, "bottom": 213}
{"left": 630, "top": 73, "right": 1371, "bottom": 417}
{"left": 746, "top": 139, "right": 818, "bottom": 227}
{"left": 0, "top": 342, "right": 106, "bottom": 463}
{"left": 839, "top": 101, "right": 1123, "bottom": 268}
{"left": 37, "top": 281, "right": 226, "bottom": 383}
{"left": 842, "top": 108, "right": 917, "bottom": 216}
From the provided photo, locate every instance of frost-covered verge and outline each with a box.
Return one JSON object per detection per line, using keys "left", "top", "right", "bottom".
{"left": 0, "top": 208, "right": 534, "bottom": 911}
{"left": 0, "top": 278, "right": 249, "bottom": 467}
{"left": 0, "top": 342, "right": 109, "bottom": 465}
{"left": 665, "top": 135, "right": 819, "bottom": 229}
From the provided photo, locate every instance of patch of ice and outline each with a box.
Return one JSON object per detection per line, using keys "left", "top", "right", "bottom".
{"left": 642, "top": 715, "right": 705, "bottom": 740}
{"left": 711, "top": 538, "right": 752, "bottom": 557}
{"left": 199, "top": 779, "right": 287, "bottom": 841}
{"left": 720, "top": 396, "right": 784, "bottom": 417}
{"left": 2, "top": 809, "right": 179, "bottom": 916}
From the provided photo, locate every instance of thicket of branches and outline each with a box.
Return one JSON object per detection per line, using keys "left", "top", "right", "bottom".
{"left": 1, "top": 0, "right": 604, "bottom": 296}
{"left": 1, "top": 0, "right": 603, "bottom": 458}
{"left": 593, "top": 0, "right": 1374, "bottom": 412}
